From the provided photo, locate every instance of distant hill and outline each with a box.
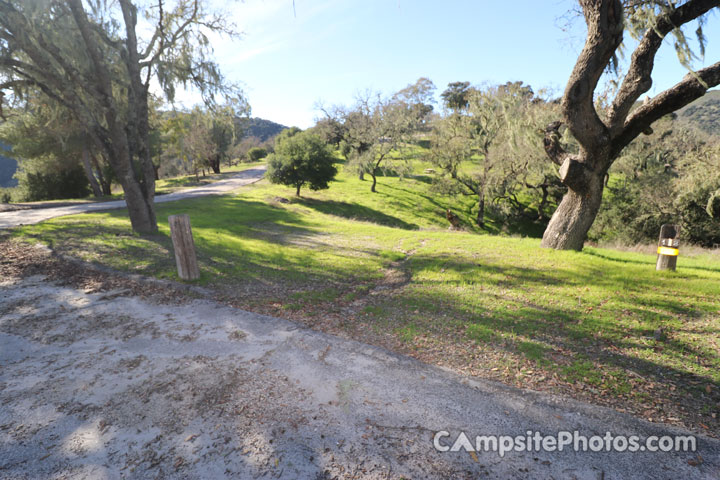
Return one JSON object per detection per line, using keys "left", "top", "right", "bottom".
{"left": 0, "top": 142, "right": 18, "bottom": 188}
{"left": 676, "top": 89, "right": 720, "bottom": 137}
{"left": 236, "top": 117, "right": 288, "bottom": 142}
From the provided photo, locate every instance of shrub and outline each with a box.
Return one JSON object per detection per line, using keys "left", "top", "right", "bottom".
{"left": 19, "top": 164, "right": 90, "bottom": 201}
{"left": 246, "top": 147, "right": 268, "bottom": 162}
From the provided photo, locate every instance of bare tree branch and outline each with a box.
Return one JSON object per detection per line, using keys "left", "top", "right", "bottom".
{"left": 140, "top": 0, "right": 199, "bottom": 68}
{"left": 612, "top": 59, "right": 720, "bottom": 156}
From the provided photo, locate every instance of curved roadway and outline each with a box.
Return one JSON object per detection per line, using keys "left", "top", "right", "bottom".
{"left": 0, "top": 166, "right": 266, "bottom": 229}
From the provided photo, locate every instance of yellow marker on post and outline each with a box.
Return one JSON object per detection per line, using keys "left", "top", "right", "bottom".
{"left": 656, "top": 224, "right": 680, "bottom": 271}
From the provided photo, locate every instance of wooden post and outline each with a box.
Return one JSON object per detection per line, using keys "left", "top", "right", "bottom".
{"left": 168, "top": 214, "right": 200, "bottom": 280}
{"left": 656, "top": 224, "right": 680, "bottom": 272}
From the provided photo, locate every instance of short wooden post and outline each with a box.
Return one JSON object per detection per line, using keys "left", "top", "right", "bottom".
{"left": 168, "top": 214, "right": 200, "bottom": 280}
{"left": 656, "top": 224, "right": 680, "bottom": 272}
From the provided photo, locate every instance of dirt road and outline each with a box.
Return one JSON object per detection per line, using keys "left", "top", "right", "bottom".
{"left": 0, "top": 167, "right": 266, "bottom": 229}
{"left": 1, "top": 267, "right": 718, "bottom": 479}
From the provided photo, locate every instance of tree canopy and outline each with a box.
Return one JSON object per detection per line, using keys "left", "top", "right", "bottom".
{"left": 266, "top": 129, "right": 338, "bottom": 196}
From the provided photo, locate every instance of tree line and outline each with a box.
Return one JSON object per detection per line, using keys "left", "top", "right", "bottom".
{"left": 0, "top": 96, "right": 272, "bottom": 201}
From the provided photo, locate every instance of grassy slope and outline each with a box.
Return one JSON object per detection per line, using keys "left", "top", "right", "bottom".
{"left": 12, "top": 166, "right": 720, "bottom": 433}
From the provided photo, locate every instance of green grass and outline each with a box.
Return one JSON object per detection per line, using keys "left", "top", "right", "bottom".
{"left": 11, "top": 164, "right": 720, "bottom": 431}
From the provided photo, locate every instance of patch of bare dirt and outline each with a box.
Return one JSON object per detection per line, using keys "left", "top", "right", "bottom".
{"left": 0, "top": 237, "right": 191, "bottom": 303}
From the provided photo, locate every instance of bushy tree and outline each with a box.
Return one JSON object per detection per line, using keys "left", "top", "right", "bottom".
{"left": 589, "top": 116, "right": 720, "bottom": 246}
{"left": 0, "top": 96, "right": 114, "bottom": 199}
{"left": 440, "top": 81, "right": 473, "bottom": 112}
{"left": 19, "top": 163, "right": 90, "bottom": 201}
{"left": 312, "top": 117, "right": 347, "bottom": 148}
{"left": 247, "top": 147, "right": 268, "bottom": 162}
{"left": 183, "top": 110, "right": 217, "bottom": 179}
{"left": 266, "top": 130, "right": 337, "bottom": 196}
{"left": 155, "top": 101, "right": 244, "bottom": 178}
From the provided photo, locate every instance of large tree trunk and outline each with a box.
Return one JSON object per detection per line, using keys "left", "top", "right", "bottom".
{"left": 81, "top": 143, "right": 103, "bottom": 197}
{"left": 541, "top": 161, "right": 605, "bottom": 251}
{"left": 103, "top": 140, "right": 157, "bottom": 233}
{"left": 539, "top": 0, "right": 720, "bottom": 250}
{"left": 69, "top": 0, "right": 158, "bottom": 233}
{"left": 119, "top": 0, "right": 157, "bottom": 232}
{"left": 120, "top": 173, "right": 157, "bottom": 232}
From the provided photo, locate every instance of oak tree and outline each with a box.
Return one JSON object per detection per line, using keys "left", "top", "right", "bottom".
{"left": 342, "top": 79, "right": 435, "bottom": 192}
{"left": 542, "top": 0, "right": 720, "bottom": 250}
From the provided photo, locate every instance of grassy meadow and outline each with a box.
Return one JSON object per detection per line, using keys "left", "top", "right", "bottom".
{"left": 11, "top": 163, "right": 720, "bottom": 435}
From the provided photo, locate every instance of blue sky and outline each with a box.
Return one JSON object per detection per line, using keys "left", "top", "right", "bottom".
{"left": 191, "top": 0, "right": 720, "bottom": 128}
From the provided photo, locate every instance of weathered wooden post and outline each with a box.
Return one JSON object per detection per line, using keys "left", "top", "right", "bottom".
{"left": 168, "top": 214, "right": 200, "bottom": 280}
{"left": 656, "top": 224, "right": 680, "bottom": 272}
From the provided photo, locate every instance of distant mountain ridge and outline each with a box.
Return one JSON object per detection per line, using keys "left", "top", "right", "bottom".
{"left": 0, "top": 141, "right": 17, "bottom": 188}
{"left": 236, "top": 117, "right": 288, "bottom": 142}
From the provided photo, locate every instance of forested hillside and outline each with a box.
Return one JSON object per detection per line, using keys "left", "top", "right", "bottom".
{"left": 678, "top": 89, "right": 720, "bottom": 136}
{"left": 236, "top": 117, "right": 288, "bottom": 141}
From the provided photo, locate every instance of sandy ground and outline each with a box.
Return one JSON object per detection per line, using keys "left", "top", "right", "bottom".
{"left": 0, "top": 167, "right": 266, "bottom": 229}
{"left": 1, "top": 268, "right": 719, "bottom": 479}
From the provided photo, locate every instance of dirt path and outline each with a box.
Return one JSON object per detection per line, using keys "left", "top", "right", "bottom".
{"left": 0, "top": 167, "right": 266, "bottom": 229}
{"left": 1, "top": 268, "right": 719, "bottom": 479}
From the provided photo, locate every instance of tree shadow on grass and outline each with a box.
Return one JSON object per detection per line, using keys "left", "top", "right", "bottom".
{"left": 297, "top": 197, "right": 419, "bottom": 230}
{"left": 388, "top": 253, "right": 720, "bottom": 385}
{"left": 583, "top": 248, "right": 720, "bottom": 274}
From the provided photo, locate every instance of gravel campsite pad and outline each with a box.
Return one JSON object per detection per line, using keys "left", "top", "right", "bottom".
{"left": 1, "top": 246, "right": 719, "bottom": 479}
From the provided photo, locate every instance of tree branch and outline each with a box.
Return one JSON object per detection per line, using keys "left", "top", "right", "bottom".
{"left": 141, "top": 0, "right": 199, "bottom": 68}
{"left": 607, "top": 0, "right": 720, "bottom": 131}
{"left": 67, "top": 0, "right": 117, "bottom": 113}
{"left": 0, "top": 79, "right": 33, "bottom": 92}
{"left": 612, "top": 60, "right": 720, "bottom": 157}
{"left": 140, "top": 0, "right": 168, "bottom": 61}
{"left": 562, "top": 0, "right": 624, "bottom": 153}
